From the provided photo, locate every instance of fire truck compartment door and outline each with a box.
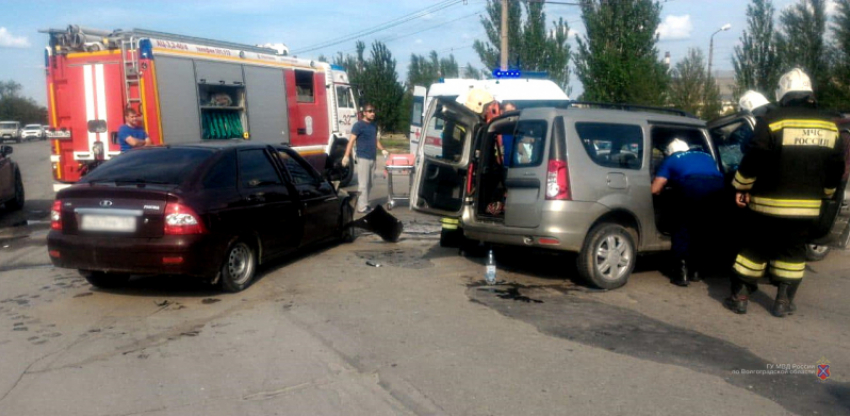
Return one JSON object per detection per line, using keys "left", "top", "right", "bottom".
{"left": 155, "top": 57, "right": 201, "bottom": 144}
{"left": 194, "top": 61, "right": 244, "bottom": 86}
{"left": 244, "top": 66, "right": 289, "bottom": 144}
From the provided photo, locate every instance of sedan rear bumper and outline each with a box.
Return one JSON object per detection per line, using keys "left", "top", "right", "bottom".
{"left": 47, "top": 231, "right": 226, "bottom": 278}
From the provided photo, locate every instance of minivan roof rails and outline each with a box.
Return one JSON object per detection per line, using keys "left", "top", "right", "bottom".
{"left": 566, "top": 101, "right": 699, "bottom": 119}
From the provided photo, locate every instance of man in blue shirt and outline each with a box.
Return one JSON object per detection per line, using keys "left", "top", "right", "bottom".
{"left": 652, "top": 138, "right": 724, "bottom": 286}
{"left": 342, "top": 103, "right": 387, "bottom": 213}
{"left": 118, "top": 107, "right": 149, "bottom": 152}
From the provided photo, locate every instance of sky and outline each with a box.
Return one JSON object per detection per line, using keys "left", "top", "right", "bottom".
{"left": 0, "top": 0, "right": 833, "bottom": 106}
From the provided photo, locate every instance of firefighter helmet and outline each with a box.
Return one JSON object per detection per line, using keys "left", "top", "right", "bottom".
{"left": 665, "top": 138, "right": 689, "bottom": 156}
{"left": 461, "top": 88, "right": 494, "bottom": 114}
{"left": 775, "top": 68, "right": 813, "bottom": 102}
{"left": 739, "top": 90, "right": 770, "bottom": 113}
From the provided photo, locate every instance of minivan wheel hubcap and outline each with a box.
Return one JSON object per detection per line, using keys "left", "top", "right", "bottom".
{"left": 595, "top": 235, "right": 631, "bottom": 280}
{"left": 228, "top": 244, "right": 252, "bottom": 285}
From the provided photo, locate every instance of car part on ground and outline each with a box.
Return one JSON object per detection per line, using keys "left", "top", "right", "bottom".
{"left": 348, "top": 205, "right": 403, "bottom": 242}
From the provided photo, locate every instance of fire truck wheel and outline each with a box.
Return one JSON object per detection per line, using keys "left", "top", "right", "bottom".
{"left": 7, "top": 170, "right": 24, "bottom": 211}
{"left": 80, "top": 270, "right": 131, "bottom": 289}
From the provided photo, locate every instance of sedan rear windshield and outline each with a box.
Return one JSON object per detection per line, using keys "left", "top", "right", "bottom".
{"left": 82, "top": 148, "right": 214, "bottom": 185}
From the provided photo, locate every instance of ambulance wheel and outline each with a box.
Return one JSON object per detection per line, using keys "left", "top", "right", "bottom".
{"left": 805, "top": 244, "right": 830, "bottom": 262}
{"left": 577, "top": 223, "right": 635, "bottom": 290}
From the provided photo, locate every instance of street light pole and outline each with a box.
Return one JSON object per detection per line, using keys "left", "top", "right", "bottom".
{"left": 708, "top": 23, "right": 731, "bottom": 79}
{"left": 500, "top": 0, "right": 508, "bottom": 71}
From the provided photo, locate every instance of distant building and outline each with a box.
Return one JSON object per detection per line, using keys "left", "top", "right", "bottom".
{"left": 712, "top": 69, "right": 736, "bottom": 114}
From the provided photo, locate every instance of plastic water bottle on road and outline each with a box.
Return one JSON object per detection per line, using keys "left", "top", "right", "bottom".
{"left": 485, "top": 249, "right": 497, "bottom": 285}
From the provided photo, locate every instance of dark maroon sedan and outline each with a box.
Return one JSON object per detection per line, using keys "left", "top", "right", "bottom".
{"left": 48, "top": 142, "right": 355, "bottom": 292}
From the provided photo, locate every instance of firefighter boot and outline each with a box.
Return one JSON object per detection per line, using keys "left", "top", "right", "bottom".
{"left": 771, "top": 281, "right": 800, "bottom": 317}
{"left": 724, "top": 277, "right": 751, "bottom": 314}
{"left": 671, "top": 259, "right": 689, "bottom": 287}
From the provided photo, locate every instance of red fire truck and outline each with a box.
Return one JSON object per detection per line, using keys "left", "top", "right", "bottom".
{"left": 42, "top": 25, "right": 359, "bottom": 191}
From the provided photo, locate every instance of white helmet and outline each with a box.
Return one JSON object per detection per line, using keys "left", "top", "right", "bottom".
{"left": 739, "top": 90, "right": 770, "bottom": 113}
{"left": 665, "top": 138, "right": 689, "bottom": 156}
{"left": 460, "top": 88, "right": 494, "bottom": 114}
{"left": 775, "top": 68, "right": 813, "bottom": 102}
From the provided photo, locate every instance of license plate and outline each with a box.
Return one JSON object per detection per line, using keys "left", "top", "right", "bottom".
{"left": 80, "top": 215, "right": 136, "bottom": 232}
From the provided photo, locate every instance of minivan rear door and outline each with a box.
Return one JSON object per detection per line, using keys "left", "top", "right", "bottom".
{"left": 410, "top": 97, "right": 479, "bottom": 217}
{"left": 503, "top": 111, "right": 553, "bottom": 228}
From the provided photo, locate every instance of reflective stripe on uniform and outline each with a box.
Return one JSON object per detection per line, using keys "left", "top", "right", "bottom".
{"left": 441, "top": 217, "right": 460, "bottom": 230}
{"left": 768, "top": 119, "right": 838, "bottom": 132}
{"left": 769, "top": 260, "right": 805, "bottom": 279}
{"left": 733, "top": 171, "right": 756, "bottom": 191}
{"left": 734, "top": 255, "right": 767, "bottom": 278}
{"left": 749, "top": 196, "right": 821, "bottom": 217}
{"left": 825, "top": 188, "right": 836, "bottom": 197}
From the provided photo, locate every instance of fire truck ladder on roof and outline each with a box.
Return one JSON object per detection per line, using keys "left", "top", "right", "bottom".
{"left": 120, "top": 37, "right": 142, "bottom": 109}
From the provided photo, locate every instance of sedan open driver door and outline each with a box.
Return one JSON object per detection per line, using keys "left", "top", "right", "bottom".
{"left": 410, "top": 97, "right": 479, "bottom": 218}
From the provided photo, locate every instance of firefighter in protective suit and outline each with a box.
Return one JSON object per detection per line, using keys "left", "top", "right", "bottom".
{"left": 726, "top": 68, "right": 846, "bottom": 317}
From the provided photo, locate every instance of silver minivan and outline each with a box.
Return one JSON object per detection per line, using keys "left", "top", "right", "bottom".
{"left": 411, "top": 99, "right": 849, "bottom": 289}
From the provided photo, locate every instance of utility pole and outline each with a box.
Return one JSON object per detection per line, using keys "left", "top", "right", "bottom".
{"left": 500, "top": 0, "right": 508, "bottom": 71}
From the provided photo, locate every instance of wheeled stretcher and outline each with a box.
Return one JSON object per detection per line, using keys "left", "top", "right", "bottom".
{"left": 384, "top": 153, "right": 415, "bottom": 210}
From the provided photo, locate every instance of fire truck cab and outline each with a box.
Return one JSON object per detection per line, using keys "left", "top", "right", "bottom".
{"left": 43, "top": 25, "right": 358, "bottom": 191}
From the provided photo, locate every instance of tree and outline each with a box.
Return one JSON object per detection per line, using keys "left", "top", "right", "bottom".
{"left": 829, "top": 0, "right": 850, "bottom": 109}
{"left": 732, "top": 0, "right": 781, "bottom": 99}
{"left": 335, "top": 41, "right": 405, "bottom": 133}
{"left": 462, "top": 64, "right": 484, "bottom": 80}
{"left": 669, "top": 49, "right": 722, "bottom": 118}
{"left": 407, "top": 51, "right": 460, "bottom": 89}
{"left": 0, "top": 80, "right": 47, "bottom": 124}
{"left": 574, "top": 0, "right": 668, "bottom": 105}
{"left": 473, "top": 0, "right": 571, "bottom": 90}
{"left": 776, "top": 0, "right": 829, "bottom": 97}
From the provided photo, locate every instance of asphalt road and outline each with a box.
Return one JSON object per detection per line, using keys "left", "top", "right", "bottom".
{"left": 0, "top": 140, "right": 848, "bottom": 416}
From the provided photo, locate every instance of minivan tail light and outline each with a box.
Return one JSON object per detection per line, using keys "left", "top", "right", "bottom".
{"left": 50, "top": 199, "right": 63, "bottom": 230}
{"left": 546, "top": 160, "right": 571, "bottom": 200}
{"left": 546, "top": 116, "right": 570, "bottom": 200}
{"left": 163, "top": 203, "right": 206, "bottom": 235}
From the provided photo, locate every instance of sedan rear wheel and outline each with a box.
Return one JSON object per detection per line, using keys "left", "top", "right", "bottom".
{"left": 577, "top": 223, "right": 635, "bottom": 290}
{"left": 219, "top": 240, "right": 256, "bottom": 293}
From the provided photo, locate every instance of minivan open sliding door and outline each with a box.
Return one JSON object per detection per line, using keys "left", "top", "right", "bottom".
{"left": 411, "top": 98, "right": 479, "bottom": 217}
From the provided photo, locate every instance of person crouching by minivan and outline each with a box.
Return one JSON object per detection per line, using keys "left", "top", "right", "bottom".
{"left": 652, "top": 138, "right": 725, "bottom": 286}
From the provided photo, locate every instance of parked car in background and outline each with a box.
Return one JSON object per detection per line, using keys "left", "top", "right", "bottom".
{"left": 21, "top": 124, "right": 45, "bottom": 141}
{"left": 47, "top": 142, "right": 356, "bottom": 293}
{"left": 0, "top": 121, "right": 21, "bottom": 143}
{"left": 0, "top": 145, "right": 25, "bottom": 211}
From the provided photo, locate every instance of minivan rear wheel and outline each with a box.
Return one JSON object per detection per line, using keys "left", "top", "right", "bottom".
{"left": 219, "top": 240, "right": 257, "bottom": 293}
{"left": 578, "top": 223, "right": 636, "bottom": 290}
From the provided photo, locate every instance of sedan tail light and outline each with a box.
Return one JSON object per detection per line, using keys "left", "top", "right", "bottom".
{"left": 50, "top": 200, "right": 63, "bottom": 231}
{"left": 163, "top": 203, "right": 206, "bottom": 235}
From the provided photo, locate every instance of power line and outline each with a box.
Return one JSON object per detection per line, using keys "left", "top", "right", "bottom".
{"left": 339, "top": 11, "right": 483, "bottom": 54}
{"left": 293, "top": 0, "right": 464, "bottom": 54}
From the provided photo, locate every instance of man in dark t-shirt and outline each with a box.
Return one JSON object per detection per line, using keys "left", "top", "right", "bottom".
{"left": 342, "top": 103, "right": 387, "bottom": 213}
{"left": 118, "top": 107, "right": 150, "bottom": 152}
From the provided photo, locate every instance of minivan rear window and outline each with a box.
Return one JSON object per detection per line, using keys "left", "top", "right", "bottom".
{"left": 576, "top": 123, "right": 643, "bottom": 170}
{"left": 82, "top": 148, "right": 214, "bottom": 185}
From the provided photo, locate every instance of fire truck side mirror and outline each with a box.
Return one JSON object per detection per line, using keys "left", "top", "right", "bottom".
{"left": 111, "top": 132, "right": 118, "bottom": 145}
{"left": 87, "top": 120, "right": 107, "bottom": 134}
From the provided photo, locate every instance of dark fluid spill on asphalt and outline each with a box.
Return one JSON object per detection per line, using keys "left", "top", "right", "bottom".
{"left": 467, "top": 285, "right": 850, "bottom": 415}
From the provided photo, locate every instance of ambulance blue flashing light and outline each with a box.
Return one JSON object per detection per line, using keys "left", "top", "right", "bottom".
{"left": 139, "top": 39, "right": 154, "bottom": 59}
{"left": 493, "top": 69, "right": 522, "bottom": 78}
